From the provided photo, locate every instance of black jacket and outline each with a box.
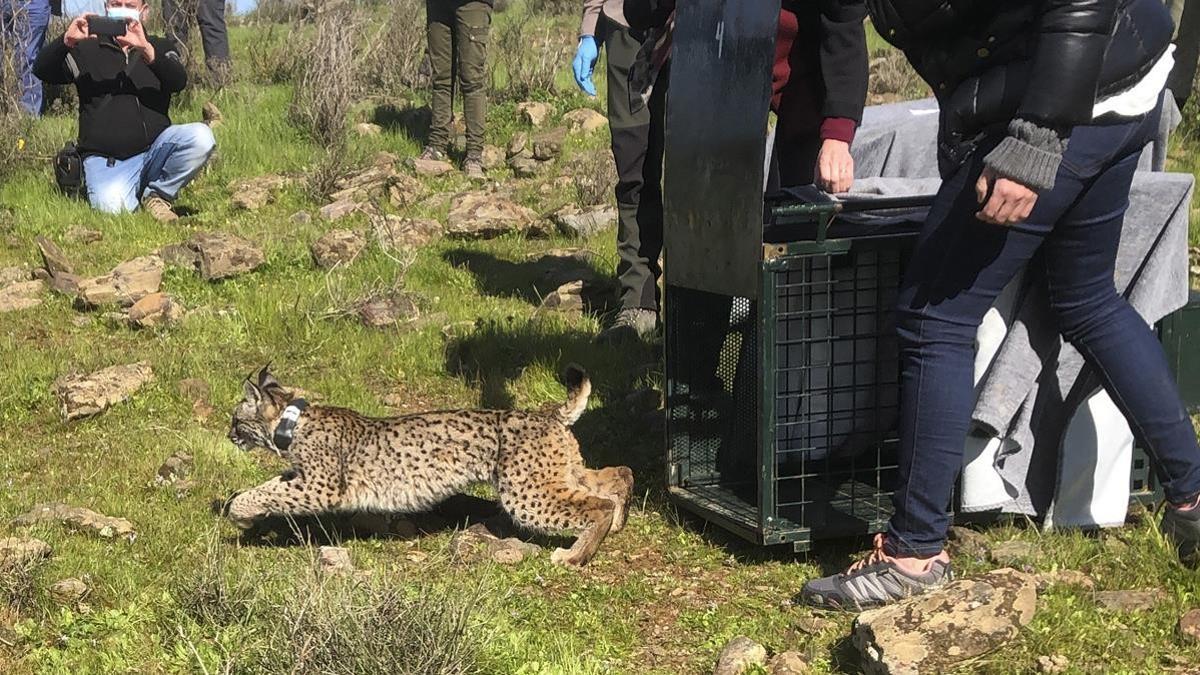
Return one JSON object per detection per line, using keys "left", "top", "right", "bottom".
{"left": 33, "top": 35, "right": 188, "bottom": 160}
{"left": 867, "top": 0, "right": 1174, "bottom": 145}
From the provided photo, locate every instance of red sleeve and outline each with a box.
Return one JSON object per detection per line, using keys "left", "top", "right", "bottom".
{"left": 819, "top": 117, "right": 856, "bottom": 144}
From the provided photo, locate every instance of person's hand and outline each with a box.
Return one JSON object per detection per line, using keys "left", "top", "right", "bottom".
{"left": 975, "top": 167, "right": 1038, "bottom": 225}
{"left": 816, "top": 138, "right": 854, "bottom": 194}
{"left": 116, "top": 19, "right": 154, "bottom": 63}
{"left": 572, "top": 35, "right": 599, "bottom": 97}
{"left": 63, "top": 14, "right": 92, "bottom": 48}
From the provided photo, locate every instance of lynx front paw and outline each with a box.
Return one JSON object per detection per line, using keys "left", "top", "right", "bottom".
{"left": 551, "top": 547, "right": 586, "bottom": 567}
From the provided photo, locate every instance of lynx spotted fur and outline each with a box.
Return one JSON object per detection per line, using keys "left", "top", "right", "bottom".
{"left": 225, "top": 366, "right": 633, "bottom": 566}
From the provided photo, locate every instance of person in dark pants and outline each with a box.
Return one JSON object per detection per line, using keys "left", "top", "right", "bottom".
{"left": 421, "top": 0, "right": 492, "bottom": 181}
{"left": 162, "top": 0, "right": 230, "bottom": 81}
{"left": 574, "top": 0, "right": 666, "bottom": 341}
{"left": 1, "top": 0, "right": 53, "bottom": 115}
{"left": 1165, "top": 0, "right": 1200, "bottom": 107}
{"left": 801, "top": 0, "right": 1200, "bottom": 611}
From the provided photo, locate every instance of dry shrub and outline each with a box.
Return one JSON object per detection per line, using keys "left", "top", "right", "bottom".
{"left": 305, "top": 149, "right": 356, "bottom": 202}
{"left": 0, "top": 556, "right": 42, "bottom": 615}
{"left": 868, "top": 51, "right": 929, "bottom": 104}
{"left": 357, "top": 0, "right": 428, "bottom": 102}
{"left": 0, "top": 6, "right": 35, "bottom": 180}
{"left": 488, "top": 11, "right": 571, "bottom": 102}
{"left": 525, "top": 0, "right": 576, "bottom": 16}
{"left": 247, "top": 22, "right": 307, "bottom": 85}
{"left": 251, "top": 0, "right": 315, "bottom": 25}
{"left": 290, "top": 0, "right": 359, "bottom": 148}
{"left": 567, "top": 150, "right": 618, "bottom": 208}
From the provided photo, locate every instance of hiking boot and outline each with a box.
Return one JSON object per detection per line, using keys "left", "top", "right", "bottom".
{"left": 142, "top": 194, "right": 179, "bottom": 222}
{"left": 1161, "top": 495, "right": 1200, "bottom": 563}
{"left": 463, "top": 156, "right": 485, "bottom": 180}
{"left": 419, "top": 146, "right": 447, "bottom": 162}
{"left": 596, "top": 308, "right": 658, "bottom": 344}
{"left": 798, "top": 534, "right": 952, "bottom": 611}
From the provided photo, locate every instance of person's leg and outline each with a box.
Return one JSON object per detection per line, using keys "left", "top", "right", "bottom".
{"left": 604, "top": 19, "right": 657, "bottom": 316}
{"left": 14, "top": 0, "right": 50, "bottom": 115}
{"left": 84, "top": 155, "right": 144, "bottom": 214}
{"left": 454, "top": 0, "right": 491, "bottom": 162}
{"left": 140, "top": 123, "right": 217, "bottom": 202}
{"left": 1043, "top": 142, "right": 1200, "bottom": 509}
{"left": 195, "top": 0, "right": 231, "bottom": 80}
{"left": 1169, "top": 0, "right": 1200, "bottom": 106}
{"left": 425, "top": 0, "right": 455, "bottom": 155}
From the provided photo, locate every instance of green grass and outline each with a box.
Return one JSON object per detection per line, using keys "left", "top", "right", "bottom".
{"left": 1, "top": 17, "right": 1199, "bottom": 675}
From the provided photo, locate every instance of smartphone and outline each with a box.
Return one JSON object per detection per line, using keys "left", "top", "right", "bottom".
{"left": 87, "top": 16, "right": 128, "bottom": 38}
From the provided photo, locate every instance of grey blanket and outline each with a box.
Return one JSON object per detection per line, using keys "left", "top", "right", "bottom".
{"left": 849, "top": 96, "right": 1192, "bottom": 520}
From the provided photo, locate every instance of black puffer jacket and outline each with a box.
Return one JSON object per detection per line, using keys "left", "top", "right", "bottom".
{"left": 868, "top": 0, "right": 1173, "bottom": 184}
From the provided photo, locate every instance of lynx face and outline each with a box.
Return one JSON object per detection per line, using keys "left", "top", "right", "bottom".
{"left": 228, "top": 368, "right": 286, "bottom": 453}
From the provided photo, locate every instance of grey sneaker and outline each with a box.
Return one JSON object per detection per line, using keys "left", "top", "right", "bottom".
{"left": 463, "top": 156, "right": 485, "bottom": 180}
{"left": 142, "top": 194, "right": 179, "bottom": 222}
{"left": 1160, "top": 496, "right": 1200, "bottom": 563}
{"left": 799, "top": 534, "right": 952, "bottom": 610}
{"left": 596, "top": 308, "right": 657, "bottom": 344}
{"left": 419, "top": 146, "right": 447, "bottom": 162}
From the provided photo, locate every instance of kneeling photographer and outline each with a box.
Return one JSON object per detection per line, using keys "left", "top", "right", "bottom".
{"left": 33, "top": 0, "right": 214, "bottom": 222}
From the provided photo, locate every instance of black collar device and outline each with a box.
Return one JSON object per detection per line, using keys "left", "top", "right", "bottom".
{"left": 272, "top": 399, "right": 309, "bottom": 452}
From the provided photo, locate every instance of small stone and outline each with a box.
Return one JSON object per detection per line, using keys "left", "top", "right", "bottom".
{"left": 539, "top": 280, "right": 584, "bottom": 315}
{"left": 947, "top": 526, "right": 990, "bottom": 558}
{"left": 507, "top": 132, "right": 530, "bottom": 159}
{"left": 75, "top": 255, "right": 164, "bottom": 307}
{"left": 36, "top": 235, "right": 75, "bottom": 276}
{"left": 1179, "top": 608, "right": 1200, "bottom": 644}
{"left": 187, "top": 232, "right": 265, "bottom": 281}
{"left": 481, "top": 145, "right": 505, "bottom": 169}
{"left": 1037, "top": 655, "right": 1069, "bottom": 674}
{"left": 310, "top": 229, "right": 367, "bottom": 269}
{"left": 562, "top": 108, "right": 607, "bottom": 134}
{"left": 230, "top": 174, "right": 289, "bottom": 211}
{"left": 1096, "top": 589, "right": 1169, "bottom": 613}
{"left": 793, "top": 614, "right": 833, "bottom": 635}
{"left": 127, "top": 292, "right": 183, "bottom": 328}
{"left": 54, "top": 362, "right": 154, "bottom": 421}
{"left": 371, "top": 215, "right": 442, "bottom": 252}
{"left": 767, "top": 651, "right": 810, "bottom": 675}
{"left": 553, "top": 206, "right": 617, "bottom": 238}
{"left": 446, "top": 191, "right": 538, "bottom": 239}
{"left": 0, "top": 279, "right": 45, "bottom": 313}
{"left": 158, "top": 243, "right": 200, "bottom": 269}
{"left": 517, "top": 101, "right": 553, "bottom": 127}
{"left": 177, "top": 378, "right": 210, "bottom": 402}
{"left": 990, "top": 539, "right": 1039, "bottom": 567}
{"left": 12, "top": 503, "right": 136, "bottom": 541}
{"left": 156, "top": 451, "right": 193, "bottom": 485}
{"left": 292, "top": 211, "right": 313, "bottom": 225}
{"left": 714, "top": 636, "right": 767, "bottom": 675}
{"left": 405, "top": 550, "right": 430, "bottom": 564}
{"left": 202, "top": 101, "right": 223, "bottom": 127}
{"left": 49, "top": 578, "right": 89, "bottom": 605}
{"left": 49, "top": 271, "right": 82, "bottom": 296}
{"left": 331, "top": 165, "right": 419, "bottom": 205}
{"left": 854, "top": 569, "right": 1037, "bottom": 675}
{"left": 411, "top": 158, "right": 455, "bottom": 176}
{"left": 0, "top": 537, "right": 52, "bottom": 568}
{"left": 319, "top": 200, "right": 363, "bottom": 222}
{"left": 355, "top": 122, "right": 383, "bottom": 137}
{"left": 371, "top": 151, "right": 399, "bottom": 167}
{"left": 532, "top": 127, "right": 567, "bottom": 161}
{"left": 1034, "top": 569, "right": 1095, "bottom": 593}
{"left": 0, "top": 265, "right": 29, "bottom": 285}
{"left": 491, "top": 547, "right": 524, "bottom": 565}
{"left": 359, "top": 292, "right": 420, "bottom": 327}
{"left": 509, "top": 157, "right": 544, "bottom": 179}
{"left": 317, "top": 546, "right": 354, "bottom": 575}
{"left": 66, "top": 227, "right": 102, "bottom": 244}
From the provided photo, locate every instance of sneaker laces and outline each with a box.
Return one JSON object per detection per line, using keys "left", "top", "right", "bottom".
{"left": 847, "top": 533, "right": 892, "bottom": 574}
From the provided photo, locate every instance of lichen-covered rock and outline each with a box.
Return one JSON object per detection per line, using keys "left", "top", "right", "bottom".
{"left": 517, "top": 101, "right": 552, "bottom": 127}
{"left": 563, "top": 108, "right": 607, "bottom": 134}
{"left": 54, "top": 362, "right": 154, "bottom": 420}
{"left": 713, "top": 636, "right": 767, "bottom": 675}
{"left": 1095, "top": 589, "right": 1168, "bottom": 613}
{"left": 446, "top": 191, "right": 538, "bottom": 239}
{"left": 187, "top": 232, "right": 265, "bottom": 280}
{"left": 448, "top": 523, "right": 540, "bottom": 564}
{"left": 76, "top": 255, "right": 164, "bottom": 307}
{"left": 12, "top": 503, "right": 136, "bottom": 541}
{"left": 310, "top": 229, "right": 367, "bottom": 269}
{"left": 853, "top": 569, "right": 1037, "bottom": 675}
{"left": 371, "top": 215, "right": 442, "bottom": 252}
{"left": 0, "top": 537, "right": 52, "bottom": 568}
{"left": 0, "top": 279, "right": 45, "bottom": 313}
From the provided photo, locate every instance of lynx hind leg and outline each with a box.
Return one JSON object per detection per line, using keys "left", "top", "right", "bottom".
{"left": 571, "top": 466, "right": 635, "bottom": 532}
{"left": 504, "top": 483, "right": 615, "bottom": 567}
{"left": 226, "top": 475, "right": 333, "bottom": 530}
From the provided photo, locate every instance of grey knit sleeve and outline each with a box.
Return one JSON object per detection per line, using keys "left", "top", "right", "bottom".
{"left": 982, "top": 118, "right": 1069, "bottom": 191}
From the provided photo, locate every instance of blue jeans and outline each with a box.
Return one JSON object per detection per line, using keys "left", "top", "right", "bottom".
{"left": 83, "top": 123, "right": 216, "bottom": 214}
{"left": 1, "top": 0, "right": 50, "bottom": 116}
{"left": 885, "top": 102, "right": 1200, "bottom": 558}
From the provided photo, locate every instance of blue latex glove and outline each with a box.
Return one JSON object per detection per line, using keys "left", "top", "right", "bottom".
{"left": 572, "top": 35, "right": 599, "bottom": 97}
